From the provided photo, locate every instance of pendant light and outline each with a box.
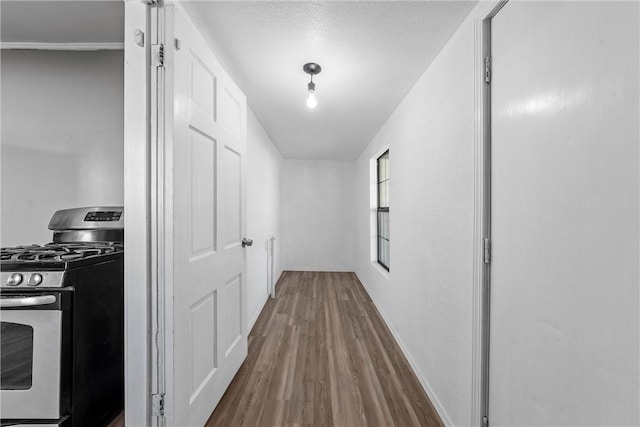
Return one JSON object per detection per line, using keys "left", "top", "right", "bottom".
{"left": 303, "top": 62, "right": 322, "bottom": 109}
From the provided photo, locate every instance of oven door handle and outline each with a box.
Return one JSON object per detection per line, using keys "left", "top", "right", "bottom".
{"left": 0, "top": 295, "right": 57, "bottom": 308}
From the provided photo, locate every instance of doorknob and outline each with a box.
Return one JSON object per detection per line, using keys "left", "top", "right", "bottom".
{"left": 242, "top": 238, "right": 253, "bottom": 248}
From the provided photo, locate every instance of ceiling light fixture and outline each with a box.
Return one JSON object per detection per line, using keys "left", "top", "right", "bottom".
{"left": 303, "top": 62, "right": 322, "bottom": 109}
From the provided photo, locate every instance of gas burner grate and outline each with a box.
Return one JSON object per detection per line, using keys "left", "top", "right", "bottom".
{"left": 1, "top": 242, "right": 124, "bottom": 263}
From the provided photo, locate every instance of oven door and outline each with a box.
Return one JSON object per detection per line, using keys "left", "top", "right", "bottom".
{"left": 0, "top": 293, "right": 66, "bottom": 420}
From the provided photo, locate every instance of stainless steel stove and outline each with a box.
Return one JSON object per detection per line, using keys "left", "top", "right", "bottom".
{"left": 0, "top": 207, "right": 124, "bottom": 427}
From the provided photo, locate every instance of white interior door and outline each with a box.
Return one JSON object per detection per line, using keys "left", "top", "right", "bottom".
{"left": 489, "top": 1, "right": 639, "bottom": 426}
{"left": 171, "top": 5, "right": 248, "bottom": 425}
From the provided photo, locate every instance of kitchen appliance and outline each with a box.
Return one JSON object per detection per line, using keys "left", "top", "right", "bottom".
{"left": 0, "top": 207, "right": 124, "bottom": 427}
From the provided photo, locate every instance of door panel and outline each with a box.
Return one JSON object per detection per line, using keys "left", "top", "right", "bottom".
{"left": 224, "top": 146, "right": 242, "bottom": 247}
{"left": 223, "top": 274, "right": 242, "bottom": 355}
{"left": 190, "top": 292, "right": 217, "bottom": 400}
{"left": 173, "top": 5, "right": 248, "bottom": 425}
{"left": 489, "top": 2, "right": 639, "bottom": 425}
{"left": 190, "top": 55, "right": 217, "bottom": 120}
{"left": 190, "top": 131, "right": 216, "bottom": 256}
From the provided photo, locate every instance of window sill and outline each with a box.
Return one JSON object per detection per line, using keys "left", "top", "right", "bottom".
{"left": 372, "top": 262, "right": 390, "bottom": 281}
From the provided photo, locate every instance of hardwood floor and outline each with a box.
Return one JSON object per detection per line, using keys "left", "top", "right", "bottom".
{"left": 206, "top": 271, "right": 444, "bottom": 427}
{"left": 106, "top": 411, "right": 124, "bottom": 427}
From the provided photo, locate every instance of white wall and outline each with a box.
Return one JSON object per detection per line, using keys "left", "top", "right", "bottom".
{"left": 246, "top": 108, "right": 284, "bottom": 330}
{"left": 1, "top": 50, "right": 124, "bottom": 246}
{"left": 281, "top": 159, "right": 354, "bottom": 271}
{"left": 353, "top": 7, "right": 481, "bottom": 426}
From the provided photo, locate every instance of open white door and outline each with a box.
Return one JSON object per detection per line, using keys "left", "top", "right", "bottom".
{"left": 489, "top": 1, "right": 639, "bottom": 425}
{"left": 166, "top": 4, "right": 248, "bottom": 425}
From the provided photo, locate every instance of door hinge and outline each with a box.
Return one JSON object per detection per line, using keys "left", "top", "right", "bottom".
{"left": 483, "top": 237, "right": 491, "bottom": 264}
{"left": 482, "top": 415, "right": 489, "bottom": 427}
{"left": 152, "top": 393, "right": 165, "bottom": 417}
{"left": 152, "top": 44, "right": 165, "bottom": 68}
{"left": 484, "top": 56, "right": 491, "bottom": 83}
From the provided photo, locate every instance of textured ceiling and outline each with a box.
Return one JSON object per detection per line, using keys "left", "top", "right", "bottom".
{"left": 1, "top": 1, "right": 123, "bottom": 44}
{"left": 183, "top": 1, "right": 476, "bottom": 160}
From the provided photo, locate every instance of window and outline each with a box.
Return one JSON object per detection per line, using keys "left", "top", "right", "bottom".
{"left": 0, "top": 322, "right": 34, "bottom": 390}
{"left": 377, "top": 150, "right": 390, "bottom": 270}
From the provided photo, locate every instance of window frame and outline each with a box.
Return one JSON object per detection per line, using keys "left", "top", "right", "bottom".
{"left": 376, "top": 150, "right": 390, "bottom": 271}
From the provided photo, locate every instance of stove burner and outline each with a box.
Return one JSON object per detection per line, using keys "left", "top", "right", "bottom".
{"left": 1, "top": 242, "right": 123, "bottom": 263}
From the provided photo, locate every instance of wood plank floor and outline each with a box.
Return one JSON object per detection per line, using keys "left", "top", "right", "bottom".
{"left": 206, "top": 271, "right": 444, "bottom": 427}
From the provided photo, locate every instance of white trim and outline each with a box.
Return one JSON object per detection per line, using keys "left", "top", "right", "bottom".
{"left": 123, "top": 1, "right": 151, "bottom": 425}
{"left": 160, "top": 3, "right": 176, "bottom": 426}
{"left": 371, "top": 261, "right": 390, "bottom": 280}
{"left": 471, "top": 7, "right": 492, "bottom": 425}
{"left": 357, "top": 273, "right": 453, "bottom": 427}
{"left": 150, "top": 2, "right": 170, "bottom": 427}
{"left": 471, "top": 14, "right": 486, "bottom": 426}
{"left": 283, "top": 267, "right": 354, "bottom": 273}
{"left": 470, "top": 3, "right": 508, "bottom": 426}
{"left": 0, "top": 42, "right": 124, "bottom": 51}
{"left": 371, "top": 144, "right": 391, "bottom": 166}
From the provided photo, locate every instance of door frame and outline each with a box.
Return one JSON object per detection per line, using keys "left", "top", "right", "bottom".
{"left": 150, "top": 1, "right": 170, "bottom": 426}
{"left": 476, "top": 3, "right": 640, "bottom": 424}
{"left": 129, "top": 1, "right": 511, "bottom": 425}
{"left": 470, "top": 1, "right": 507, "bottom": 426}
{"left": 124, "top": 0, "right": 166, "bottom": 425}
{"left": 124, "top": 0, "right": 151, "bottom": 425}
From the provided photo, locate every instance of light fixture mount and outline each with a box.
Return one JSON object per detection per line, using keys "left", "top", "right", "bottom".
{"left": 303, "top": 62, "right": 321, "bottom": 109}
{"left": 303, "top": 62, "right": 322, "bottom": 75}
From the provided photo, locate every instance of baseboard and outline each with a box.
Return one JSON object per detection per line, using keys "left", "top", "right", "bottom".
{"left": 283, "top": 267, "right": 354, "bottom": 272}
{"left": 355, "top": 273, "right": 454, "bottom": 427}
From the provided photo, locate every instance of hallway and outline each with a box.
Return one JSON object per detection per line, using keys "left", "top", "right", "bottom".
{"left": 0, "top": 1, "right": 638, "bottom": 425}
{"left": 206, "top": 271, "right": 443, "bottom": 427}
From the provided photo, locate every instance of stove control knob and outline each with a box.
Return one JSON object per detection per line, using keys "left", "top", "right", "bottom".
{"left": 7, "top": 273, "right": 23, "bottom": 286}
{"left": 28, "top": 273, "right": 44, "bottom": 287}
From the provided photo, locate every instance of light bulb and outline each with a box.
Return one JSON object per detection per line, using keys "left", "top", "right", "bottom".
{"left": 306, "top": 90, "right": 317, "bottom": 109}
